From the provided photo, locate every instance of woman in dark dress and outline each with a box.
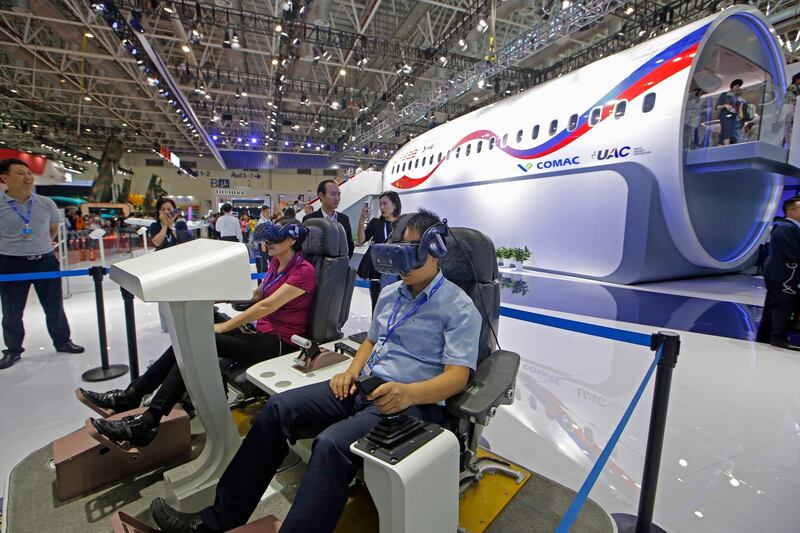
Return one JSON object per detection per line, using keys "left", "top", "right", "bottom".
{"left": 356, "top": 191, "right": 401, "bottom": 311}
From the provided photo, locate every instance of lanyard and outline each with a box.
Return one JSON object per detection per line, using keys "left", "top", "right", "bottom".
{"left": 261, "top": 254, "right": 301, "bottom": 297}
{"left": 383, "top": 219, "right": 389, "bottom": 241}
{"left": 384, "top": 275, "right": 446, "bottom": 345}
{"left": 5, "top": 194, "right": 33, "bottom": 226}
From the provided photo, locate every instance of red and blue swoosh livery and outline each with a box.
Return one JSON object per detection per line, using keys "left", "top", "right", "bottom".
{"left": 391, "top": 23, "right": 710, "bottom": 190}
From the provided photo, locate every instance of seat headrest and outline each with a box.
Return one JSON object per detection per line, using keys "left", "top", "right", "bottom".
{"left": 302, "top": 218, "right": 348, "bottom": 257}
{"left": 440, "top": 227, "right": 497, "bottom": 284}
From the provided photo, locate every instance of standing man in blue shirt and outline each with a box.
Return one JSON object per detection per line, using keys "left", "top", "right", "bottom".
{"left": 0, "top": 159, "right": 83, "bottom": 370}
{"left": 757, "top": 196, "right": 800, "bottom": 351}
{"left": 150, "top": 209, "right": 482, "bottom": 533}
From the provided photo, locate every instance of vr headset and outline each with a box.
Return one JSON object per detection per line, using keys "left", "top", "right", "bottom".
{"left": 370, "top": 220, "right": 448, "bottom": 275}
{"left": 252, "top": 221, "right": 308, "bottom": 243}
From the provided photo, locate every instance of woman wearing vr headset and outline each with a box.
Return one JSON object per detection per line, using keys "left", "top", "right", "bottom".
{"left": 78, "top": 218, "right": 317, "bottom": 447}
{"left": 357, "top": 191, "right": 401, "bottom": 311}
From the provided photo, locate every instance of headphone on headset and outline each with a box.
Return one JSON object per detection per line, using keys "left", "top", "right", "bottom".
{"left": 415, "top": 220, "right": 448, "bottom": 264}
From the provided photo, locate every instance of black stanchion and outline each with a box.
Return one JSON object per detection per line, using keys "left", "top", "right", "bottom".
{"left": 120, "top": 287, "right": 140, "bottom": 379}
{"left": 612, "top": 331, "right": 680, "bottom": 533}
{"left": 81, "top": 266, "right": 128, "bottom": 382}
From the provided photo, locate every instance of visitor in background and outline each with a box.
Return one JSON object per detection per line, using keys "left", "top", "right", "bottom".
{"left": 303, "top": 179, "right": 355, "bottom": 258}
{"left": 255, "top": 206, "right": 271, "bottom": 273}
{"left": 0, "top": 159, "right": 84, "bottom": 370}
{"left": 216, "top": 203, "right": 242, "bottom": 242}
{"left": 757, "top": 195, "right": 800, "bottom": 352}
{"left": 357, "top": 191, "right": 402, "bottom": 311}
{"left": 716, "top": 78, "right": 744, "bottom": 145}
{"left": 149, "top": 198, "right": 181, "bottom": 250}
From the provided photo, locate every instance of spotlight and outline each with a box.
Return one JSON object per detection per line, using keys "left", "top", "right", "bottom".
{"left": 235, "top": 87, "right": 241, "bottom": 99}
{"left": 275, "top": 23, "right": 282, "bottom": 32}
{"left": 339, "top": 68, "right": 346, "bottom": 76}
{"left": 281, "top": 0, "right": 292, "bottom": 11}
{"left": 130, "top": 11, "right": 144, "bottom": 32}
{"left": 223, "top": 29, "right": 231, "bottom": 48}
{"left": 84, "top": 32, "right": 94, "bottom": 38}
{"left": 271, "top": 58, "right": 279, "bottom": 65}
{"left": 181, "top": 44, "right": 191, "bottom": 52}
{"left": 241, "top": 89, "right": 248, "bottom": 97}
{"left": 190, "top": 27, "right": 202, "bottom": 44}
{"left": 251, "top": 137, "right": 257, "bottom": 143}
{"left": 231, "top": 31, "right": 240, "bottom": 49}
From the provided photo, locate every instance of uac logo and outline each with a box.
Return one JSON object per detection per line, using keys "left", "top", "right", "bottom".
{"left": 517, "top": 162, "right": 534, "bottom": 172}
{"left": 591, "top": 146, "right": 631, "bottom": 160}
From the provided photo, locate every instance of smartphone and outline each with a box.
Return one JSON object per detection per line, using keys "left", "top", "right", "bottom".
{"left": 169, "top": 208, "right": 181, "bottom": 218}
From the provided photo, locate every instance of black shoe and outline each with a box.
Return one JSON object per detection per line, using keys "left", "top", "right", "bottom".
{"left": 150, "top": 497, "right": 207, "bottom": 533}
{"left": 770, "top": 340, "right": 800, "bottom": 352}
{"left": 55, "top": 341, "right": 85, "bottom": 354}
{"left": 91, "top": 413, "right": 159, "bottom": 447}
{"left": 80, "top": 387, "right": 141, "bottom": 413}
{"left": 0, "top": 353, "right": 21, "bottom": 370}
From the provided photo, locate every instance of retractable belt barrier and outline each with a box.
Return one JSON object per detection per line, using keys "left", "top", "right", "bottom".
{"left": 4, "top": 268, "right": 679, "bottom": 529}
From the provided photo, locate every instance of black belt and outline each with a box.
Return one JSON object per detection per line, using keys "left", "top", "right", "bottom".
{"left": 0, "top": 252, "right": 54, "bottom": 261}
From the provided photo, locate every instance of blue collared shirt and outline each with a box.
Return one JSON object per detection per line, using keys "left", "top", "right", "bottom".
{"left": 366, "top": 270, "right": 481, "bottom": 385}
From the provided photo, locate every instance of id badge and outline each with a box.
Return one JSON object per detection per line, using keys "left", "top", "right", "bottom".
{"left": 364, "top": 338, "right": 386, "bottom": 376}
{"left": 21, "top": 225, "right": 33, "bottom": 240}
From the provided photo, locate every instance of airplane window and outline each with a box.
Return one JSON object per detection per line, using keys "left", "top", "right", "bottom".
{"left": 447, "top": 150, "right": 451, "bottom": 160}
{"left": 477, "top": 140, "right": 483, "bottom": 153}
{"left": 516, "top": 129, "right": 523, "bottom": 143}
{"left": 643, "top": 93, "right": 656, "bottom": 113}
{"left": 415, "top": 159, "right": 419, "bottom": 168}
{"left": 437, "top": 152, "right": 442, "bottom": 162}
{"left": 466, "top": 144, "right": 471, "bottom": 156}
{"left": 590, "top": 107, "right": 602, "bottom": 126}
{"left": 489, "top": 137, "right": 496, "bottom": 150}
{"left": 455, "top": 146, "right": 461, "bottom": 158}
{"left": 568, "top": 114, "right": 578, "bottom": 131}
{"left": 501, "top": 134, "right": 508, "bottom": 147}
{"left": 549, "top": 119, "right": 558, "bottom": 135}
{"left": 615, "top": 100, "right": 627, "bottom": 119}
{"left": 429, "top": 154, "right": 434, "bottom": 165}
{"left": 402, "top": 162, "right": 406, "bottom": 171}
{"left": 532, "top": 125, "right": 539, "bottom": 139}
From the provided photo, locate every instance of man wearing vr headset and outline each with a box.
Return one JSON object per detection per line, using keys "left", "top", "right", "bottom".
{"left": 149, "top": 209, "right": 481, "bottom": 533}
{"left": 79, "top": 218, "right": 317, "bottom": 447}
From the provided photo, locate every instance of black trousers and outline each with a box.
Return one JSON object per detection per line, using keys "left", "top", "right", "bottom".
{"left": 0, "top": 254, "right": 70, "bottom": 355}
{"left": 757, "top": 278, "right": 797, "bottom": 344}
{"left": 220, "top": 236, "right": 239, "bottom": 243}
{"left": 132, "top": 329, "right": 291, "bottom": 417}
{"left": 199, "top": 380, "right": 444, "bottom": 533}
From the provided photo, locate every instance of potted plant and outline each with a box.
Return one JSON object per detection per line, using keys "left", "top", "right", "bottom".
{"left": 511, "top": 246, "right": 531, "bottom": 272}
{"left": 496, "top": 247, "right": 506, "bottom": 267}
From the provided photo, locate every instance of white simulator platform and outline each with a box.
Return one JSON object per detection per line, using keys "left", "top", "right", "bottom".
{"left": 110, "top": 239, "right": 253, "bottom": 511}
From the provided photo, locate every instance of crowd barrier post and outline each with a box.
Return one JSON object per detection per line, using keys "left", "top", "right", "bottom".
{"left": 57, "top": 222, "right": 71, "bottom": 299}
{"left": 81, "top": 266, "right": 128, "bottom": 382}
{"left": 89, "top": 228, "right": 107, "bottom": 267}
{"left": 612, "top": 331, "right": 681, "bottom": 533}
{"left": 137, "top": 227, "right": 149, "bottom": 254}
{"left": 120, "top": 287, "right": 140, "bottom": 379}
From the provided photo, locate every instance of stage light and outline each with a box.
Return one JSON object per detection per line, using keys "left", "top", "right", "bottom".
{"left": 235, "top": 87, "right": 241, "bottom": 99}
{"left": 284, "top": 140, "right": 289, "bottom": 146}
{"left": 231, "top": 32, "right": 241, "bottom": 49}
{"left": 271, "top": 57, "right": 279, "bottom": 65}
{"left": 275, "top": 24, "right": 282, "bottom": 32}
{"left": 84, "top": 32, "right": 94, "bottom": 38}
{"left": 241, "top": 89, "right": 248, "bottom": 97}
{"left": 223, "top": 29, "right": 231, "bottom": 48}
{"left": 339, "top": 68, "right": 346, "bottom": 76}
{"left": 251, "top": 137, "right": 257, "bottom": 143}
{"left": 181, "top": 44, "right": 191, "bottom": 52}
{"left": 84, "top": 96, "right": 91, "bottom": 101}
{"left": 477, "top": 19, "right": 487, "bottom": 33}
{"left": 212, "top": 134, "right": 219, "bottom": 140}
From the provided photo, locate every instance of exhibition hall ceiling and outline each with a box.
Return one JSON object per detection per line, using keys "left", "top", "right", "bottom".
{"left": 0, "top": 0, "right": 798, "bottom": 167}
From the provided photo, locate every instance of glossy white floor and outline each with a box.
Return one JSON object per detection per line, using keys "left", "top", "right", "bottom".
{"left": 0, "top": 267, "right": 798, "bottom": 533}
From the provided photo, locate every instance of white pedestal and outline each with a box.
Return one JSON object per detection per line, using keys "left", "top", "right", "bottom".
{"left": 109, "top": 239, "right": 254, "bottom": 511}
{"left": 351, "top": 430, "right": 460, "bottom": 533}
{"left": 161, "top": 300, "right": 242, "bottom": 510}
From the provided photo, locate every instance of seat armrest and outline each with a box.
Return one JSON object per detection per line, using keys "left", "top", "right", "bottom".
{"left": 446, "top": 350, "right": 520, "bottom": 423}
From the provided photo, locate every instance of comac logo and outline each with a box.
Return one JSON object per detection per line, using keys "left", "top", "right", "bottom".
{"left": 536, "top": 156, "right": 580, "bottom": 170}
{"left": 591, "top": 146, "right": 631, "bottom": 160}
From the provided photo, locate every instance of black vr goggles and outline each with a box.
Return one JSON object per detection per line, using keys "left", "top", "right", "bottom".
{"left": 252, "top": 221, "right": 308, "bottom": 244}
{"left": 370, "top": 220, "right": 448, "bottom": 275}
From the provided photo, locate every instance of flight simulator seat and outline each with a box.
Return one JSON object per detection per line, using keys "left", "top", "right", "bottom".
{"left": 221, "top": 218, "right": 356, "bottom": 400}
{"left": 437, "top": 226, "right": 523, "bottom": 492}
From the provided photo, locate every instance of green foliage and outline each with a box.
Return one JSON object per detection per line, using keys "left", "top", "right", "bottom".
{"left": 511, "top": 246, "right": 531, "bottom": 262}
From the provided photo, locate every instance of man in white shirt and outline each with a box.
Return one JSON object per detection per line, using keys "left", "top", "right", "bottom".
{"left": 215, "top": 203, "right": 242, "bottom": 242}
{"left": 302, "top": 180, "right": 354, "bottom": 257}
